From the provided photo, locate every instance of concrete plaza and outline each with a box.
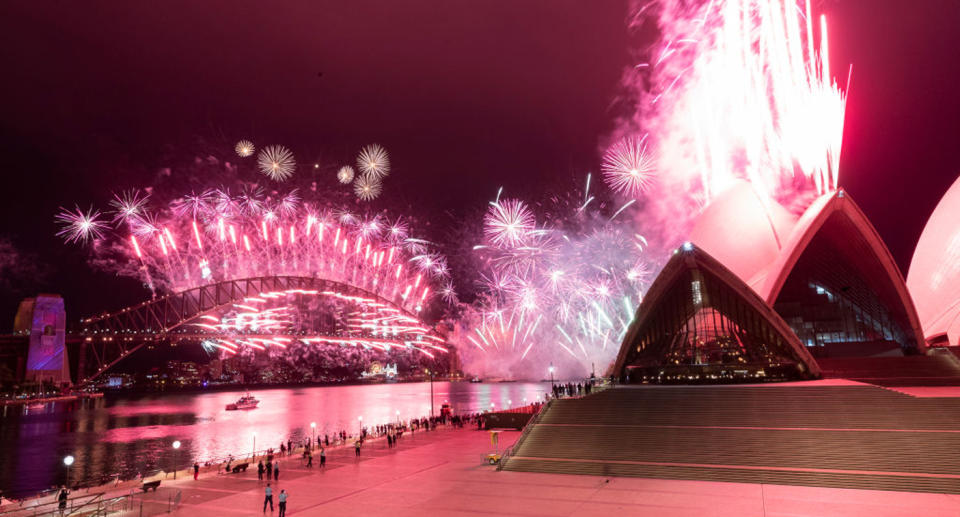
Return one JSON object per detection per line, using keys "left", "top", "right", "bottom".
{"left": 134, "top": 425, "right": 960, "bottom": 517}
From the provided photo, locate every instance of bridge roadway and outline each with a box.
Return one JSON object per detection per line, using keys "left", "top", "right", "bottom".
{"left": 16, "top": 413, "right": 956, "bottom": 516}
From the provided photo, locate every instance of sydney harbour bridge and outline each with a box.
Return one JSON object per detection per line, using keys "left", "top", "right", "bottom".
{"left": 5, "top": 275, "right": 452, "bottom": 386}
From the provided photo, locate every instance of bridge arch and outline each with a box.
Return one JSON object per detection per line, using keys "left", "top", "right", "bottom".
{"left": 78, "top": 276, "right": 441, "bottom": 382}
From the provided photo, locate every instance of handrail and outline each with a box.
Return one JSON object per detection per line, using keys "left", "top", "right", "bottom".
{"left": 497, "top": 397, "right": 553, "bottom": 471}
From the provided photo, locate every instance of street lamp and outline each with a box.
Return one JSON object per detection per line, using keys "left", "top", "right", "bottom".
{"left": 63, "top": 455, "right": 74, "bottom": 489}
{"left": 358, "top": 416, "right": 363, "bottom": 437}
{"left": 549, "top": 363, "right": 555, "bottom": 389}
{"left": 252, "top": 432, "right": 257, "bottom": 460}
{"left": 395, "top": 410, "right": 400, "bottom": 425}
{"left": 172, "top": 441, "right": 181, "bottom": 479}
{"left": 310, "top": 422, "right": 316, "bottom": 446}
{"left": 426, "top": 368, "right": 434, "bottom": 417}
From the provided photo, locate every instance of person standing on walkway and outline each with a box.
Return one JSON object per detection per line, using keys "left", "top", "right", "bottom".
{"left": 306, "top": 451, "right": 313, "bottom": 467}
{"left": 193, "top": 462, "right": 199, "bottom": 480}
{"left": 258, "top": 461, "right": 264, "bottom": 481}
{"left": 58, "top": 485, "right": 68, "bottom": 514}
{"left": 263, "top": 484, "right": 274, "bottom": 513}
{"left": 273, "top": 463, "right": 279, "bottom": 481}
{"left": 354, "top": 439, "right": 361, "bottom": 458}
{"left": 320, "top": 446, "right": 326, "bottom": 468}
{"left": 266, "top": 460, "right": 272, "bottom": 479}
{"left": 278, "top": 489, "right": 288, "bottom": 517}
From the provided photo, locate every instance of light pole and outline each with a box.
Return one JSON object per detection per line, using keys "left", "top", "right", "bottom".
{"left": 508, "top": 399, "right": 512, "bottom": 409}
{"left": 549, "top": 364, "right": 555, "bottom": 390}
{"left": 310, "top": 422, "right": 316, "bottom": 446}
{"left": 252, "top": 432, "right": 257, "bottom": 460}
{"left": 395, "top": 410, "right": 400, "bottom": 425}
{"left": 358, "top": 416, "right": 363, "bottom": 437}
{"left": 426, "top": 369, "right": 434, "bottom": 417}
{"left": 172, "top": 441, "right": 181, "bottom": 479}
{"left": 63, "top": 455, "right": 74, "bottom": 489}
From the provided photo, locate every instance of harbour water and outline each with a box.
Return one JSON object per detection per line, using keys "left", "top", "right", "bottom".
{"left": 0, "top": 381, "right": 550, "bottom": 497}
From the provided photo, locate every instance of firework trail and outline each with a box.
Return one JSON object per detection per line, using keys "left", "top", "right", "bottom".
{"left": 606, "top": 0, "right": 846, "bottom": 245}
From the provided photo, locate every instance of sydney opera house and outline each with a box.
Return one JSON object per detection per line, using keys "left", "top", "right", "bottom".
{"left": 613, "top": 175, "right": 960, "bottom": 384}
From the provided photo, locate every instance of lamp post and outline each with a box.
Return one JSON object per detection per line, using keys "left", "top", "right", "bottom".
{"left": 63, "top": 455, "right": 74, "bottom": 489}
{"left": 549, "top": 364, "right": 555, "bottom": 389}
{"left": 508, "top": 399, "right": 512, "bottom": 409}
{"left": 358, "top": 416, "right": 363, "bottom": 437}
{"left": 395, "top": 410, "right": 400, "bottom": 425}
{"left": 426, "top": 368, "right": 434, "bottom": 418}
{"left": 172, "top": 441, "right": 181, "bottom": 479}
{"left": 310, "top": 422, "right": 316, "bottom": 446}
{"left": 252, "top": 432, "right": 257, "bottom": 460}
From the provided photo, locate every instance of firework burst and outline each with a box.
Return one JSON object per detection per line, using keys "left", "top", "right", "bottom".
{"left": 235, "top": 140, "right": 255, "bottom": 158}
{"left": 356, "top": 144, "right": 390, "bottom": 180}
{"left": 109, "top": 190, "right": 150, "bottom": 226}
{"left": 602, "top": 135, "right": 655, "bottom": 196}
{"left": 337, "top": 165, "right": 355, "bottom": 184}
{"left": 483, "top": 199, "right": 535, "bottom": 248}
{"left": 354, "top": 174, "right": 383, "bottom": 201}
{"left": 55, "top": 206, "right": 108, "bottom": 244}
{"left": 257, "top": 145, "right": 296, "bottom": 181}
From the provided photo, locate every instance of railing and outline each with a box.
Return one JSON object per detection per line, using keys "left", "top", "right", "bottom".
{"left": 496, "top": 397, "right": 553, "bottom": 471}
{"left": 0, "top": 488, "right": 183, "bottom": 517}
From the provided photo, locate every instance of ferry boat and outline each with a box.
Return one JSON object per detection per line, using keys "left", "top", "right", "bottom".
{"left": 225, "top": 393, "right": 259, "bottom": 411}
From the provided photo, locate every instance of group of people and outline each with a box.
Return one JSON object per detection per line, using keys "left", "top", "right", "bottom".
{"left": 551, "top": 380, "right": 594, "bottom": 399}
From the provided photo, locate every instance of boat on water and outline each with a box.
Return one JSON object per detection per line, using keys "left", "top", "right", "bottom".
{"left": 225, "top": 393, "right": 259, "bottom": 411}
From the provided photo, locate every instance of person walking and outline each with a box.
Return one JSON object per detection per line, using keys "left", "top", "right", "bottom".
{"left": 263, "top": 484, "right": 274, "bottom": 513}
{"left": 273, "top": 463, "right": 279, "bottom": 481}
{"left": 258, "top": 461, "right": 265, "bottom": 481}
{"left": 266, "top": 460, "right": 272, "bottom": 479}
{"left": 306, "top": 452, "right": 313, "bottom": 467}
{"left": 193, "top": 462, "right": 200, "bottom": 480}
{"left": 278, "top": 489, "right": 288, "bottom": 517}
{"left": 320, "top": 446, "right": 326, "bottom": 468}
{"left": 354, "top": 439, "right": 361, "bottom": 458}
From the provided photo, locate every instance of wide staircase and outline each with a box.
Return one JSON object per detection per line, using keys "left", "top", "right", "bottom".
{"left": 501, "top": 385, "right": 960, "bottom": 493}
{"left": 817, "top": 353, "right": 960, "bottom": 386}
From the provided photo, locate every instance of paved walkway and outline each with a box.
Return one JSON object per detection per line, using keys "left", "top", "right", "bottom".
{"left": 131, "top": 425, "right": 960, "bottom": 517}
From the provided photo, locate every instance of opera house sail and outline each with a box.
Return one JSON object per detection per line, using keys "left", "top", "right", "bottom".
{"left": 613, "top": 245, "right": 821, "bottom": 383}
{"left": 760, "top": 190, "right": 925, "bottom": 357}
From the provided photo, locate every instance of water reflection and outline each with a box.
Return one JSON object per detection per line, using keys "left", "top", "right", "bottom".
{"left": 0, "top": 381, "right": 549, "bottom": 497}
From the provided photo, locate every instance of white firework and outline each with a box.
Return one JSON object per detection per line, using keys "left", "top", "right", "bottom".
{"left": 55, "top": 206, "right": 107, "bottom": 244}
{"left": 601, "top": 135, "right": 655, "bottom": 196}
{"left": 235, "top": 140, "right": 255, "bottom": 157}
{"left": 337, "top": 165, "right": 355, "bottom": 184}
{"left": 354, "top": 175, "right": 383, "bottom": 201}
{"left": 483, "top": 198, "right": 536, "bottom": 248}
{"left": 356, "top": 144, "right": 390, "bottom": 180}
{"left": 257, "top": 145, "right": 296, "bottom": 181}
{"left": 109, "top": 190, "right": 150, "bottom": 226}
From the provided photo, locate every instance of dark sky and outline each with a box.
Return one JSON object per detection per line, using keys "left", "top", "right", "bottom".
{"left": 1, "top": 0, "right": 959, "bottom": 327}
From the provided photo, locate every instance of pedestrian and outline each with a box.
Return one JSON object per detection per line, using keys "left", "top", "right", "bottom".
{"left": 354, "top": 439, "right": 361, "bottom": 458}
{"left": 266, "top": 460, "right": 272, "bottom": 479}
{"left": 320, "top": 446, "right": 326, "bottom": 468}
{"left": 258, "top": 461, "right": 265, "bottom": 481}
{"left": 306, "top": 452, "right": 313, "bottom": 467}
{"left": 278, "top": 489, "right": 288, "bottom": 517}
{"left": 287, "top": 440, "right": 292, "bottom": 454}
{"left": 263, "top": 483, "right": 274, "bottom": 513}
{"left": 325, "top": 434, "right": 329, "bottom": 446}
{"left": 193, "top": 462, "right": 200, "bottom": 480}
{"left": 273, "top": 463, "right": 279, "bottom": 481}
{"left": 58, "top": 485, "right": 68, "bottom": 513}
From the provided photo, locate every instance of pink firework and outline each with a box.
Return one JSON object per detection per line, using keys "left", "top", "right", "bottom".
{"left": 55, "top": 206, "right": 107, "bottom": 244}
{"left": 483, "top": 198, "right": 535, "bottom": 248}
{"left": 601, "top": 135, "right": 655, "bottom": 196}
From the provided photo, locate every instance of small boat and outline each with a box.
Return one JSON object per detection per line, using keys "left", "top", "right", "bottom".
{"left": 226, "top": 393, "right": 259, "bottom": 411}
{"left": 469, "top": 377, "right": 482, "bottom": 383}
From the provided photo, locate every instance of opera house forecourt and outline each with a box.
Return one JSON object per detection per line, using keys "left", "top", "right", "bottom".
{"left": 609, "top": 178, "right": 960, "bottom": 383}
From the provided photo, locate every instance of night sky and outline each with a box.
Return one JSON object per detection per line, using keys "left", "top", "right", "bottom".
{"left": 1, "top": 1, "right": 959, "bottom": 329}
